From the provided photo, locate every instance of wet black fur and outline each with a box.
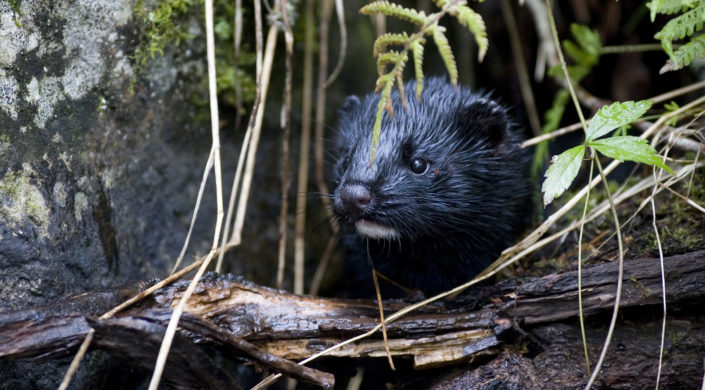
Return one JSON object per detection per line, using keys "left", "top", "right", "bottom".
{"left": 332, "top": 78, "right": 532, "bottom": 297}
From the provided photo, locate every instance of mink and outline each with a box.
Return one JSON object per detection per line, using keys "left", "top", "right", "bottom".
{"left": 331, "top": 77, "right": 532, "bottom": 297}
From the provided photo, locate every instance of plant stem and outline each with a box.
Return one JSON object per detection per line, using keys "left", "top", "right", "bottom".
{"left": 584, "top": 154, "right": 625, "bottom": 389}
{"left": 577, "top": 158, "right": 594, "bottom": 376}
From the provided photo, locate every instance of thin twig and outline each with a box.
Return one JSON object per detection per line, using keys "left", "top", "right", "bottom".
{"left": 651, "top": 163, "right": 668, "bottom": 390}
{"left": 216, "top": 121, "right": 252, "bottom": 272}
{"left": 171, "top": 146, "right": 214, "bottom": 274}
{"left": 372, "top": 269, "right": 396, "bottom": 371}
{"left": 325, "top": 0, "right": 347, "bottom": 88}
{"left": 230, "top": 14, "right": 279, "bottom": 246}
{"left": 217, "top": 0, "right": 266, "bottom": 272}
{"left": 577, "top": 158, "right": 594, "bottom": 376}
{"left": 294, "top": 0, "right": 315, "bottom": 296}
{"left": 309, "top": 232, "right": 338, "bottom": 295}
{"left": 57, "top": 329, "right": 95, "bottom": 390}
{"left": 277, "top": 0, "right": 294, "bottom": 289}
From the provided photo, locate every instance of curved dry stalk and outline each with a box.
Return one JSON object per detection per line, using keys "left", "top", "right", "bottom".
{"left": 171, "top": 145, "right": 214, "bottom": 274}
{"left": 651, "top": 175, "right": 667, "bottom": 390}
{"left": 216, "top": 123, "right": 253, "bottom": 272}
{"left": 294, "top": 0, "right": 315, "bottom": 296}
{"left": 148, "top": 0, "right": 225, "bottom": 385}
{"left": 325, "top": 0, "right": 347, "bottom": 88}
{"left": 372, "top": 269, "right": 396, "bottom": 371}
{"left": 216, "top": 0, "right": 267, "bottom": 273}
{"left": 577, "top": 158, "right": 594, "bottom": 376}
{"left": 309, "top": 232, "right": 338, "bottom": 295}
{"left": 230, "top": 19, "right": 279, "bottom": 246}
{"left": 277, "top": 0, "right": 295, "bottom": 289}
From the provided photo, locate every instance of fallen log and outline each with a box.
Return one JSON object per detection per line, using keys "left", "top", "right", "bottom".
{"left": 0, "top": 251, "right": 703, "bottom": 388}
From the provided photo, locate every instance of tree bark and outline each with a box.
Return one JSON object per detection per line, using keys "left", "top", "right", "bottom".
{"left": 1, "top": 251, "right": 704, "bottom": 388}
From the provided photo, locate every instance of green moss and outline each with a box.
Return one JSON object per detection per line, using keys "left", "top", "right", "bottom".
{"left": 0, "top": 168, "right": 50, "bottom": 235}
{"left": 8, "top": 0, "right": 23, "bottom": 28}
{"left": 131, "top": 0, "right": 256, "bottom": 112}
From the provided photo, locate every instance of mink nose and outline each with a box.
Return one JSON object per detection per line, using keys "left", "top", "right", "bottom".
{"left": 339, "top": 183, "right": 372, "bottom": 214}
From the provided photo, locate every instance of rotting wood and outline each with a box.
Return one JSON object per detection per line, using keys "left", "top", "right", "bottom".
{"left": 0, "top": 250, "right": 703, "bottom": 387}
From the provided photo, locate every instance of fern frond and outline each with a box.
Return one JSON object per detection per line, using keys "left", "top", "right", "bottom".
{"left": 411, "top": 40, "right": 425, "bottom": 100}
{"left": 432, "top": 27, "right": 458, "bottom": 86}
{"left": 371, "top": 77, "right": 395, "bottom": 162}
{"left": 647, "top": 0, "right": 700, "bottom": 21}
{"left": 375, "top": 73, "right": 393, "bottom": 94}
{"left": 373, "top": 32, "right": 409, "bottom": 57}
{"left": 377, "top": 51, "right": 405, "bottom": 77}
{"left": 397, "top": 73, "right": 407, "bottom": 109}
{"left": 360, "top": 1, "right": 428, "bottom": 26}
{"left": 660, "top": 33, "right": 705, "bottom": 72}
{"left": 453, "top": 5, "right": 489, "bottom": 61}
{"left": 655, "top": 3, "right": 705, "bottom": 41}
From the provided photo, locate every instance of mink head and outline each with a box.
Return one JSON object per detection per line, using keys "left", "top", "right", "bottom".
{"left": 332, "top": 77, "right": 531, "bottom": 245}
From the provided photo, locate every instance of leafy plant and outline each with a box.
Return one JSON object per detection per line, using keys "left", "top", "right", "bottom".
{"left": 542, "top": 100, "right": 673, "bottom": 206}
{"left": 360, "top": 0, "right": 488, "bottom": 160}
{"left": 650, "top": 0, "right": 705, "bottom": 72}
{"left": 533, "top": 24, "right": 601, "bottom": 178}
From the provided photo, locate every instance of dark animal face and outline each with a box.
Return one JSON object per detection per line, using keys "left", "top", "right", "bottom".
{"left": 332, "top": 78, "right": 527, "bottom": 242}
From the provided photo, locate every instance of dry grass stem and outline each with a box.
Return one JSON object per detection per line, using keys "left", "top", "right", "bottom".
{"left": 171, "top": 145, "right": 214, "bottom": 274}
{"left": 277, "top": 0, "right": 295, "bottom": 289}
{"left": 294, "top": 0, "right": 315, "bottom": 297}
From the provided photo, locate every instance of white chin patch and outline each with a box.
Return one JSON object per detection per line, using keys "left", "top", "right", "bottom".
{"left": 355, "top": 220, "right": 399, "bottom": 240}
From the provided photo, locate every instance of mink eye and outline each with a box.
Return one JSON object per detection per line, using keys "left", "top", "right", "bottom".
{"left": 409, "top": 157, "right": 428, "bottom": 174}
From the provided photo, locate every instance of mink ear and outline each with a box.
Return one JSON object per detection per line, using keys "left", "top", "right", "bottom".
{"left": 339, "top": 95, "right": 361, "bottom": 119}
{"left": 457, "top": 98, "right": 511, "bottom": 146}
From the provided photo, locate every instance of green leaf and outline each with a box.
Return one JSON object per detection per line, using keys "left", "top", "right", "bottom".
{"left": 654, "top": 3, "right": 705, "bottom": 42}
{"left": 570, "top": 23, "right": 601, "bottom": 58}
{"left": 373, "top": 32, "right": 409, "bottom": 58}
{"left": 585, "top": 100, "right": 652, "bottom": 141}
{"left": 432, "top": 27, "right": 458, "bottom": 86}
{"left": 411, "top": 40, "right": 425, "bottom": 100}
{"left": 664, "top": 101, "right": 681, "bottom": 126}
{"left": 647, "top": 0, "right": 700, "bottom": 22}
{"left": 542, "top": 145, "right": 586, "bottom": 206}
{"left": 548, "top": 64, "right": 590, "bottom": 82}
{"left": 660, "top": 33, "right": 705, "bottom": 72}
{"left": 563, "top": 40, "right": 595, "bottom": 67}
{"left": 589, "top": 136, "right": 674, "bottom": 174}
{"left": 454, "top": 5, "right": 488, "bottom": 61}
